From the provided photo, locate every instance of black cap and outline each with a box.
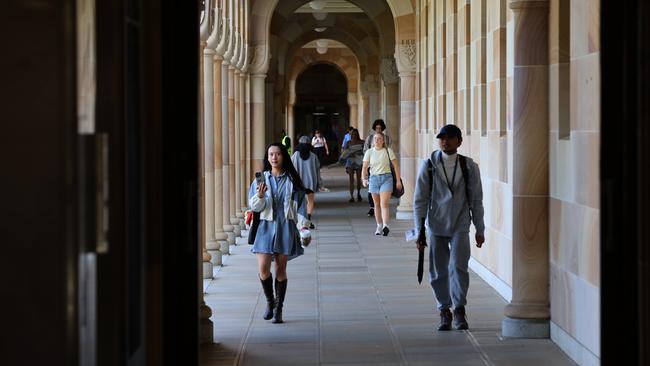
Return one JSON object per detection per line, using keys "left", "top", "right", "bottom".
{"left": 436, "top": 124, "right": 462, "bottom": 139}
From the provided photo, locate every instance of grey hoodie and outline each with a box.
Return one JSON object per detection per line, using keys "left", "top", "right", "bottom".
{"left": 413, "top": 151, "right": 485, "bottom": 236}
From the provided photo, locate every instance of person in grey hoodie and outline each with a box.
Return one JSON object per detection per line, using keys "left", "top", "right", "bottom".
{"left": 413, "top": 124, "right": 485, "bottom": 331}
{"left": 291, "top": 136, "right": 320, "bottom": 229}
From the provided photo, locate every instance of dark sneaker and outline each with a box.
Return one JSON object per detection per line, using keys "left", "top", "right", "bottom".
{"left": 367, "top": 208, "right": 374, "bottom": 217}
{"left": 438, "top": 308, "right": 453, "bottom": 331}
{"left": 309, "top": 222, "right": 315, "bottom": 229}
{"left": 382, "top": 226, "right": 390, "bottom": 236}
{"left": 357, "top": 194, "right": 362, "bottom": 202}
{"left": 453, "top": 307, "right": 469, "bottom": 330}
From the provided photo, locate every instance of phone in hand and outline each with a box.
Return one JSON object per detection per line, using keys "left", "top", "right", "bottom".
{"left": 255, "top": 171, "right": 264, "bottom": 186}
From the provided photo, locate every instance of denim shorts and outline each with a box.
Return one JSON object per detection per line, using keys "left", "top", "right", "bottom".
{"left": 368, "top": 173, "right": 393, "bottom": 194}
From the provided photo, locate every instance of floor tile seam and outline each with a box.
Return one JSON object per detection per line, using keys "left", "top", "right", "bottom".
{"left": 363, "top": 246, "right": 409, "bottom": 366}
{"left": 232, "top": 274, "right": 263, "bottom": 366}
{"left": 464, "top": 329, "right": 496, "bottom": 366}
{"left": 316, "top": 218, "right": 325, "bottom": 366}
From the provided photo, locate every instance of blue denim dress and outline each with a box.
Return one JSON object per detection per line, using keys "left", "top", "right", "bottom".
{"left": 248, "top": 172, "right": 304, "bottom": 260}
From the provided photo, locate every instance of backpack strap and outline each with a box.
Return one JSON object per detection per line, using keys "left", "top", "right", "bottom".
{"left": 427, "top": 150, "right": 439, "bottom": 190}
{"left": 458, "top": 154, "right": 473, "bottom": 221}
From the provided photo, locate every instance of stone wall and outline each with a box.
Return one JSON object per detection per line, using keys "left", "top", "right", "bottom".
{"left": 414, "top": 0, "right": 600, "bottom": 363}
{"left": 548, "top": 0, "right": 600, "bottom": 363}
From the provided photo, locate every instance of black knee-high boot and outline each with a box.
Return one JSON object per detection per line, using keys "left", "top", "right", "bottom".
{"left": 273, "top": 278, "right": 287, "bottom": 324}
{"left": 260, "top": 275, "right": 275, "bottom": 320}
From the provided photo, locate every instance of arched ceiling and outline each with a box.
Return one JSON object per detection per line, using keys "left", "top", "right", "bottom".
{"left": 269, "top": 0, "right": 395, "bottom": 57}
{"left": 250, "top": 0, "right": 415, "bottom": 75}
{"left": 270, "top": 11, "right": 381, "bottom": 83}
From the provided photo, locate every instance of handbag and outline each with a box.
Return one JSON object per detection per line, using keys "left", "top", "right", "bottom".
{"left": 247, "top": 211, "right": 260, "bottom": 245}
{"left": 385, "top": 148, "right": 404, "bottom": 198}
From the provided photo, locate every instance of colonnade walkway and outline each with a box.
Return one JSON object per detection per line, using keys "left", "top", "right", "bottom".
{"left": 201, "top": 167, "right": 575, "bottom": 366}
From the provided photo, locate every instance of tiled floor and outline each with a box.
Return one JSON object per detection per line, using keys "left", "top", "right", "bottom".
{"left": 201, "top": 166, "right": 576, "bottom": 366}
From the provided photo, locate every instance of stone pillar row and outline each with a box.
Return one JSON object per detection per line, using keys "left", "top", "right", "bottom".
{"left": 199, "top": 0, "right": 253, "bottom": 345}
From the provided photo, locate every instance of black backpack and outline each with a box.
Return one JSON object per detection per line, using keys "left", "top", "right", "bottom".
{"left": 426, "top": 150, "right": 472, "bottom": 218}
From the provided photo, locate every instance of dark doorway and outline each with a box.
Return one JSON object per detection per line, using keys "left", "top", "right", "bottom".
{"left": 294, "top": 63, "right": 349, "bottom": 165}
{"left": 1, "top": 1, "right": 200, "bottom": 365}
{"left": 601, "top": 0, "right": 650, "bottom": 364}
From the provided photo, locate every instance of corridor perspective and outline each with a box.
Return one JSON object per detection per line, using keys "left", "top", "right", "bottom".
{"left": 201, "top": 167, "right": 576, "bottom": 366}
{"left": 2, "top": 0, "right": 650, "bottom": 366}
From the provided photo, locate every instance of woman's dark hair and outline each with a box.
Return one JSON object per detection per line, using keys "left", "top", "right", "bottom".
{"left": 263, "top": 142, "right": 306, "bottom": 191}
{"left": 295, "top": 141, "right": 312, "bottom": 160}
{"left": 372, "top": 119, "right": 386, "bottom": 131}
{"left": 350, "top": 128, "right": 361, "bottom": 141}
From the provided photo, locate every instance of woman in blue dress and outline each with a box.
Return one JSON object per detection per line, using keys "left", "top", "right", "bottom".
{"left": 249, "top": 143, "right": 312, "bottom": 323}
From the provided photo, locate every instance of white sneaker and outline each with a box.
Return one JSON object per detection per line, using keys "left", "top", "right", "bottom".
{"left": 375, "top": 225, "right": 382, "bottom": 235}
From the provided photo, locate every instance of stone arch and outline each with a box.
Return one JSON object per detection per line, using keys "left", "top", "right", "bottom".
{"left": 286, "top": 45, "right": 362, "bottom": 141}
{"left": 250, "top": 0, "right": 410, "bottom": 74}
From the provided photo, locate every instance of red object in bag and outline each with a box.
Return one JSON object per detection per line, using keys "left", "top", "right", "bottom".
{"left": 245, "top": 210, "right": 253, "bottom": 226}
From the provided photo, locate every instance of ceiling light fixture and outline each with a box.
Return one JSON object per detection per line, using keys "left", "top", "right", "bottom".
{"left": 316, "top": 46, "right": 328, "bottom": 54}
{"left": 314, "top": 27, "right": 327, "bottom": 32}
{"left": 316, "top": 39, "right": 328, "bottom": 48}
{"left": 309, "top": 1, "right": 327, "bottom": 11}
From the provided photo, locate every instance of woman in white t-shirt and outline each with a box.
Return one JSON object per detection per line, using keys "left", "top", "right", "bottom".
{"left": 311, "top": 130, "right": 329, "bottom": 164}
{"left": 361, "top": 132, "right": 402, "bottom": 236}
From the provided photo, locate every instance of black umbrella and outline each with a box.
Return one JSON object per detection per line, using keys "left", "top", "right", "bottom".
{"left": 417, "top": 248, "right": 425, "bottom": 284}
{"left": 417, "top": 218, "right": 426, "bottom": 284}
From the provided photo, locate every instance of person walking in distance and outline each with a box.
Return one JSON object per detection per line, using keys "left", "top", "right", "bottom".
{"left": 311, "top": 129, "right": 329, "bottom": 164}
{"left": 361, "top": 132, "right": 402, "bottom": 236}
{"left": 249, "top": 143, "right": 312, "bottom": 324}
{"left": 412, "top": 124, "right": 485, "bottom": 331}
{"left": 291, "top": 136, "right": 320, "bottom": 229}
{"left": 343, "top": 128, "right": 365, "bottom": 202}
{"left": 363, "top": 119, "right": 392, "bottom": 217}
{"left": 281, "top": 129, "right": 292, "bottom": 155}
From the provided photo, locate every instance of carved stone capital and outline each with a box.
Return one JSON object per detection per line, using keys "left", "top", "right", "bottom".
{"left": 248, "top": 44, "right": 269, "bottom": 75}
{"left": 380, "top": 58, "right": 399, "bottom": 85}
{"left": 396, "top": 39, "right": 417, "bottom": 73}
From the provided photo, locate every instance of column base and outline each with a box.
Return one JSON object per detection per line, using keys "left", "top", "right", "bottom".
{"left": 202, "top": 261, "right": 213, "bottom": 279}
{"left": 225, "top": 230, "right": 235, "bottom": 245}
{"left": 207, "top": 249, "right": 222, "bottom": 266}
{"left": 220, "top": 239, "right": 231, "bottom": 255}
{"left": 396, "top": 210, "right": 414, "bottom": 220}
{"left": 501, "top": 317, "right": 550, "bottom": 338}
{"left": 200, "top": 318, "right": 214, "bottom": 344}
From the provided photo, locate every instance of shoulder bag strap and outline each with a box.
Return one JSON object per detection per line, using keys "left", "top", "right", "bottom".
{"left": 458, "top": 155, "right": 473, "bottom": 220}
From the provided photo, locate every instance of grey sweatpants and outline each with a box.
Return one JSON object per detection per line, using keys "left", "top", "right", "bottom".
{"left": 428, "top": 232, "right": 471, "bottom": 310}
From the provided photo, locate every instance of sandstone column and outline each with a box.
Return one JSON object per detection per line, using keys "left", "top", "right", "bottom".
{"left": 221, "top": 61, "right": 234, "bottom": 251}
{"left": 361, "top": 92, "right": 369, "bottom": 135}
{"left": 245, "top": 73, "right": 252, "bottom": 198}
{"left": 251, "top": 74, "right": 267, "bottom": 174}
{"left": 234, "top": 69, "right": 243, "bottom": 229}
{"left": 202, "top": 48, "right": 221, "bottom": 270}
{"left": 228, "top": 65, "right": 240, "bottom": 237}
{"left": 239, "top": 72, "right": 248, "bottom": 217}
{"left": 502, "top": 0, "right": 550, "bottom": 338}
{"left": 396, "top": 72, "right": 416, "bottom": 220}
{"left": 385, "top": 83, "right": 400, "bottom": 153}
{"left": 213, "top": 55, "right": 228, "bottom": 261}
